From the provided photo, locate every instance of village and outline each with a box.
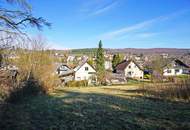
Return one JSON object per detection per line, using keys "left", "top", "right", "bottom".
{"left": 0, "top": 0, "right": 190, "bottom": 130}
{"left": 1, "top": 45, "right": 190, "bottom": 87}
{"left": 54, "top": 49, "right": 190, "bottom": 86}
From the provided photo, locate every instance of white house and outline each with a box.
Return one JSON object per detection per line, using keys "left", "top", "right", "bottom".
{"left": 56, "top": 62, "right": 96, "bottom": 83}
{"left": 74, "top": 62, "right": 96, "bottom": 81}
{"left": 115, "top": 60, "right": 144, "bottom": 79}
{"left": 163, "top": 59, "right": 190, "bottom": 76}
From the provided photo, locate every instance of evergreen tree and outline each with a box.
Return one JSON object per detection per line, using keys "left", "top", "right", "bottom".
{"left": 96, "top": 40, "right": 105, "bottom": 84}
{"left": 112, "top": 53, "right": 123, "bottom": 70}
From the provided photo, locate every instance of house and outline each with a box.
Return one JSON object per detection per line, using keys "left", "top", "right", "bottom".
{"left": 56, "top": 61, "right": 96, "bottom": 83}
{"left": 115, "top": 60, "right": 144, "bottom": 79}
{"left": 163, "top": 59, "right": 190, "bottom": 76}
{"left": 56, "top": 64, "right": 74, "bottom": 83}
{"left": 57, "top": 64, "right": 73, "bottom": 75}
{"left": 74, "top": 62, "right": 96, "bottom": 82}
{"left": 161, "top": 53, "right": 169, "bottom": 59}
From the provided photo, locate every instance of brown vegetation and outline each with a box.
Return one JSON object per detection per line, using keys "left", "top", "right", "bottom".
{"left": 65, "top": 80, "right": 88, "bottom": 87}
{"left": 141, "top": 76, "right": 190, "bottom": 101}
{"left": 0, "top": 36, "right": 60, "bottom": 103}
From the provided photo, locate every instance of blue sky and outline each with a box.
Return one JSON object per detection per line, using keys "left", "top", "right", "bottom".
{"left": 28, "top": 0, "right": 190, "bottom": 49}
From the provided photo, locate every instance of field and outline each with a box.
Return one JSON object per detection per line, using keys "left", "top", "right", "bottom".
{"left": 0, "top": 85, "right": 190, "bottom": 130}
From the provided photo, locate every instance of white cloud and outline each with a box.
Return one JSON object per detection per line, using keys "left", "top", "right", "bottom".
{"left": 90, "top": 1, "right": 118, "bottom": 16}
{"left": 80, "top": 0, "right": 118, "bottom": 16}
{"left": 99, "top": 9, "right": 189, "bottom": 40}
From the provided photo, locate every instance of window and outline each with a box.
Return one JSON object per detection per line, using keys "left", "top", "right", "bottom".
{"left": 128, "top": 71, "right": 132, "bottom": 76}
{"left": 85, "top": 67, "right": 89, "bottom": 71}
{"left": 167, "top": 69, "right": 171, "bottom": 73}
{"left": 175, "top": 69, "right": 179, "bottom": 73}
{"left": 128, "top": 65, "right": 131, "bottom": 69}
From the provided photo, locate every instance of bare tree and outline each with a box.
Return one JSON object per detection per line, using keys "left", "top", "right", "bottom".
{"left": 0, "top": 0, "right": 50, "bottom": 66}
{"left": 13, "top": 35, "right": 59, "bottom": 93}
{"left": 0, "top": 0, "right": 50, "bottom": 34}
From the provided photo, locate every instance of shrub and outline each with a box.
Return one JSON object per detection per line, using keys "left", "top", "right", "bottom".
{"left": 0, "top": 70, "right": 15, "bottom": 101}
{"left": 65, "top": 80, "right": 88, "bottom": 87}
{"left": 166, "top": 76, "right": 175, "bottom": 82}
{"left": 176, "top": 75, "right": 189, "bottom": 79}
{"left": 141, "top": 76, "right": 190, "bottom": 101}
{"left": 144, "top": 74, "right": 151, "bottom": 79}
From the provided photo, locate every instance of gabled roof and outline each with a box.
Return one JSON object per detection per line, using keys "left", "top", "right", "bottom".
{"left": 74, "top": 61, "right": 96, "bottom": 72}
{"left": 115, "top": 60, "right": 143, "bottom": 71}
{"left": 58, "top": 64, "right": 71, "bottom": 70}
{"left": 58, "top": 70, "right": 74, "bottom": 77}
{"left": 163, "top": 58, "right": 190, "bottom": 69}
{"left": 115, "top": 60, "right": 130, "bottom": 71}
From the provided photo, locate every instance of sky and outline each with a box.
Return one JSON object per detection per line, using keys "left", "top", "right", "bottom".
{"left": 27, "top": 0, "right": 190, "bottom": 49}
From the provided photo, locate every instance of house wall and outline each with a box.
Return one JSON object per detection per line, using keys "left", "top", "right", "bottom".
{"left": 75, "top": 63, "right": 96, "bottom": 81}
{"left": 163, "top": 68, "right": 184, "bottom": 76}
{"left": 105, "top": 61, "right": 112, "bottom": 70}
{"left": 124, "top": 61, "right": 143, "bottom": 79}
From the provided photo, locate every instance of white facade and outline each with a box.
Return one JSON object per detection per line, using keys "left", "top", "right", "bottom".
{"left": 163, "top": 68, "right": 189, "bottom": 76}
{"left": 105, "top": 61, "right": 112, "bottom": 70}
{"left": 163, "top": 59, "right": 190, "bottom": 76}
{"left": 74, "top": 62, "right": 96, "bottom": 81}
{"left": 124, "top": 61, "right": 144, "bottom": 79}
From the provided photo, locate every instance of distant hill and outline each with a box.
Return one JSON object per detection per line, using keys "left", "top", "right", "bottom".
{"left": 105, "top": 48, "right": 190, "bottom": 55}
{"left": 59, "top": 48, "right": 190, "bottom": 55}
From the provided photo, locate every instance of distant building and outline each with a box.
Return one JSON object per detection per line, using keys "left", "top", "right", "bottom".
{"left": 105, "top": 60, "right": 112, "bottom": 70}
{"left": 115, "top": 60, "right": 144, "bottom": 79}
{"left": 163, "top": 59, "right": 190, "bottom": 76}
{"left": 67, "top": 55, "right": 75, "bottom": 62}
{"left": 161, "top": 53, "right": 169, "bottom": 59}
{"left": 81, "top": 55, "right": 88, "bottom": 62}
{"left": 56, "top": 64, "right": 74, "bottom": 83}
{"left": 135, "top": 55, "right": 141, "bottom": 61}
{"left": 57, "top": 64, "right": 73, "bottom": 75}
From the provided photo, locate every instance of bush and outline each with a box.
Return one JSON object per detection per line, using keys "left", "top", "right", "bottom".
{"left": 166, "top": 76, "right": 175, "bottom": 82}
{"left": 65, "top": 80, "right": 88, "bottom": 87}
{"left": 0, "top": 70, "right": 15, "bottom": 101}
{"left": 176, "top": 75, "right": 189, "bottom": 79}
{"left": 141, "top": 77, "right": 190, "bottom": 101}
{"left": 144, "top": 74, "right": 151, "bottom": 79}
{"left": 0, "top": 71, "right": 46, "bottom": 103}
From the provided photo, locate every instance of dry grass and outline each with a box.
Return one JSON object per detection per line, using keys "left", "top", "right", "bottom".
{"left": 0, "top": 85, "right": 190, "bottom": 130}
{"left": 140, "top": 77, "right": 190, "bottom": 101}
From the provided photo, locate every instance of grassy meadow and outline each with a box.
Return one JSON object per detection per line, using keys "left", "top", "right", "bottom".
{"left": 0, "top": 85, "right": 190, "bottom": 130}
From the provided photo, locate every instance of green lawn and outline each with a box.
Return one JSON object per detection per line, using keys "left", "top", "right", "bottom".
{"left": 0, "top": 85, "right": 190, "bottom": 130}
